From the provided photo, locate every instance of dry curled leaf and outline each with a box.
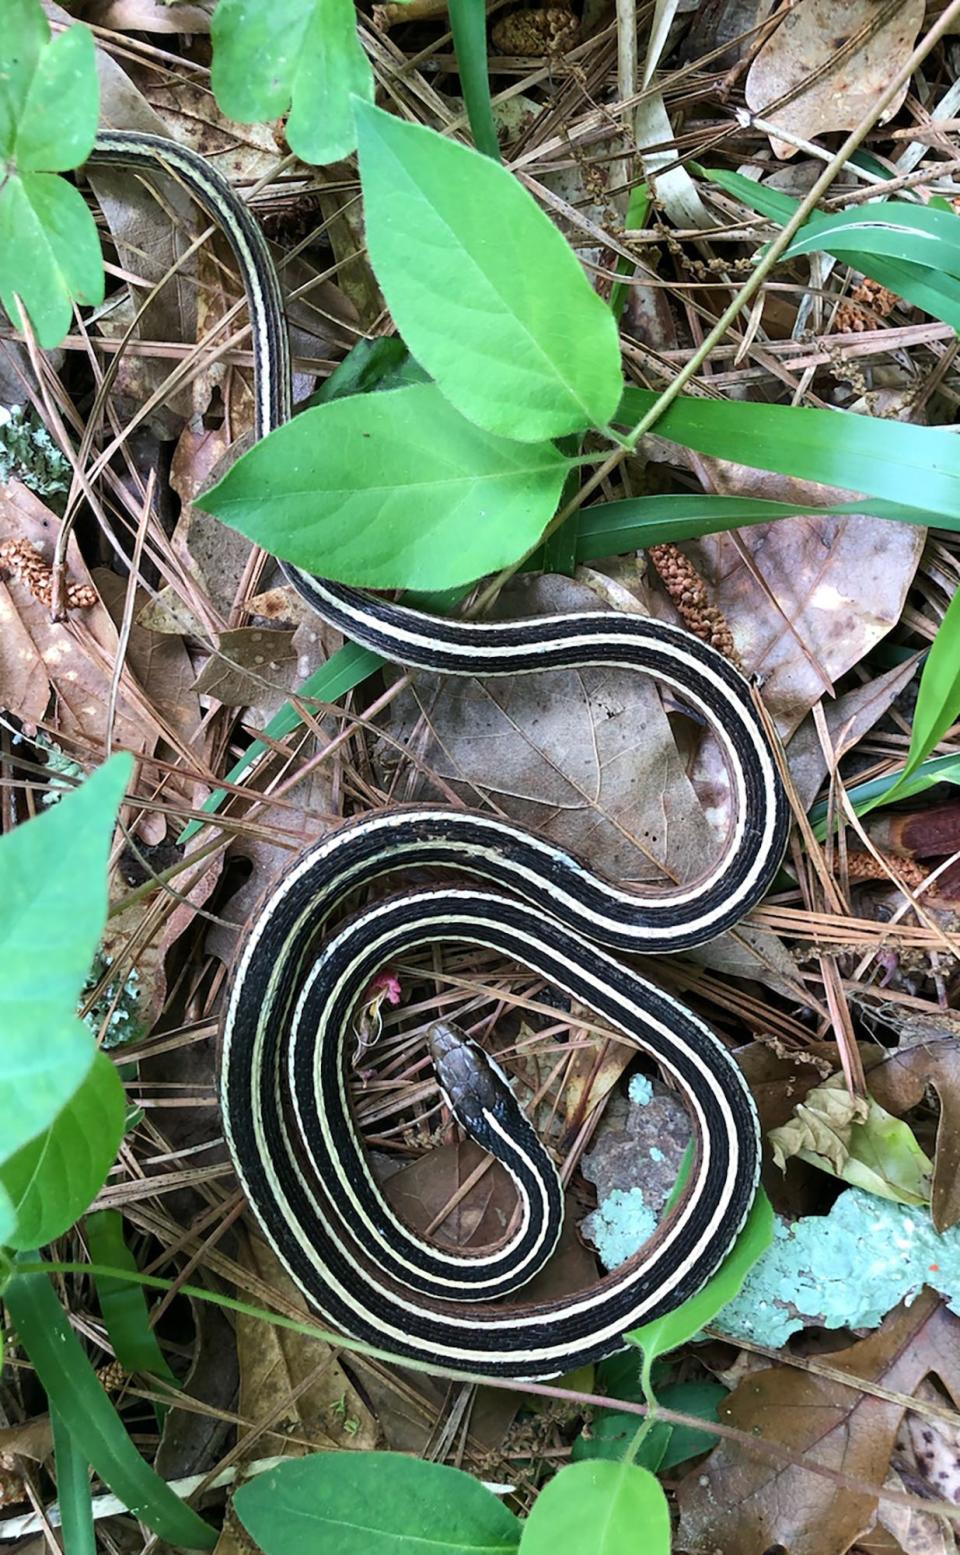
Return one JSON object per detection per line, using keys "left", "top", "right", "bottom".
{"left": 745, "top": 0, "right": 924, "bottom": 160}
{"left": 769, "top": 1072, "right": 933, "bottom": 1208}
{"left": 867, "top": 1023, "right": 960, "bottom": 1235}
{"left": 678, "top": 1290, "right": 960, "bottom": 1555}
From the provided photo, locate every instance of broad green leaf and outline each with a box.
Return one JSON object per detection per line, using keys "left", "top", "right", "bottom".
{"left": 355, "top": 100, "right": 622, "bottom": 441}
{"left": 196, "top": 383, "right": 569, "bottom": 588}
{"left": 886, "top": 584, "right": 960, "bottom": 800}
{"left": 519, "top": 1461, "right": 669, "bottom": 1555}
{"left": 0, "top": 5, "right": 101, "bottom": 346}
{"left": 0, "top": 0, "right": 48, "bottom": 157}
{"left": 627, "top": 1188, "right": 773, "bottom": 1383}
{"left": 1, "top": 1052, "right": 124, "bottom": 1248}
{"left": 618, "top": 387, "right": 960, "bottom": 526}
{"left": 51, "top": 1408, "right": 96, "bottom": 1555}
{"left": 0, "top": 170, "right": 104, "bottom": 348}
{"left": 211, "top": 0, "right": 372, "bottom": 164}
{"left": 87, "top": 1210, "right": 176, "bottom": 1380}
{"left": 572, "top": 1380, "right": 725, "bottom": 1472}
{"left": 0, "top": 753, "right": 131, "bottom": 1163}
{"left": 15, "top": 22, "right": 98, "bottom": 172}
{"left": 5, "top": 1257, "right": 217, "bottom": 1549}
{"left": 234, "top": 1452, "right": 522, "bottom": 1555}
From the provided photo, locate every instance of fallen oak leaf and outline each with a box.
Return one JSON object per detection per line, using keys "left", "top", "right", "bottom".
{"left": 677, "top": 1288, "right": 960, "bottom": 1555}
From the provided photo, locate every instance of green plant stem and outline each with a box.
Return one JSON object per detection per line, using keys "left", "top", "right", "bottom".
{"left": 447, "top": 0, "right": 500, "bottom": 160}
{"left": 11, "top": 1261, "right": 960, "bottom": 1524}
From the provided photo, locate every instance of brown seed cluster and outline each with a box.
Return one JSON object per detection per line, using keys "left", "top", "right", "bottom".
{"left": 96, "top": 1358, "right": 128, "bottom": 1394}
{"left": 835, "top": 276, "right": 900, "bottom": 333}
{"left": 844, "top": 850, "right": 927, "bottom": 889}
{"left": 0, "top": 537, "right": 96, "bottom": 610}
{"left": 648, "top": 542, "right": 740, "bottom": 665}
{"left": 491, "top": 6, "right": 579, "bottom": 56}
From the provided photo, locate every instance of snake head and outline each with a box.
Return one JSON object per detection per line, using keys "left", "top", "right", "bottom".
{"left": 426, "top": 1020, "right": 518, "bottom": 1140}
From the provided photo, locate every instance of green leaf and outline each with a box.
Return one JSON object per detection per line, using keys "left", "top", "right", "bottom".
{"left": 519, "top": 1461, "right": 670, "bottom": 1555}
{"left": 0, "top": 5, "right": 101, "bottom": 346}
{"left": 887, "top": 585, "right": 960, "bottom": 800}
{"left": 51, "top": 1408, "right": 96, "bottom": 1555}
{"left": 233, "top": 1452, "right": 522, "bottom": 1555}
{"left": 0, "top": 0, "right": 49, "bottom": 158}
{"left": 0, "top": 1052, "right": 124, "bottom": 1248}
{"left": 810, "top": 752, "right": 960, "bottom": 836}
{"left": 196, "top": 382, "right": 569, "bottom": 589}
{"left": 573, "top": 1380, "right": 726, "bottom": 1472}
{"left": 626, "top": 1188, "right": 774, "bottom": 1386}
{"left": 15, "top": 22, "right": 98, "bottom": 172}
{"left": 0, "top": 754, "right": 132, "bottom": 1164}
{"left": 86, "top": 1210, "right": 176, "bottom": 1381}
{"left": 0, "top": 1185, "right": 15, "bottom": 1246}
{"left": 210, "top": 0, "right": 372, "bottom": 165}
{"left": 5, "top": 1256, "right": 217, "bottom": 1549}
{"left": 618, "top": 387, "right": 960, "bottom": 526}
{"left": 355, "top": 100, "right": 622, "bottom": 441}
{"left": 0, "top": 170, "right": 104, "bottom": 348}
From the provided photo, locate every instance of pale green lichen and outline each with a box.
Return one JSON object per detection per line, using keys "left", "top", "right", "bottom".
{"left": 716, "top": 1188, "right": 960, "bottom": 1348}
{"left": 0, "top": 405, "right": 70, "bottom": 502}
{"left": 628, "top": 1074, "right": 654, "bottom": 1106}
{"left": 82, "top": 951, "right": 145, "bottom": 1051}
{"left": 583, "top": 1186, "right": 658, "bottom": 1269}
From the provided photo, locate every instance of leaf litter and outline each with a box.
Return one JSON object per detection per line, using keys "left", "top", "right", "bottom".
{"left": 5, "top": 0, "right": 960, "bottom": 1550}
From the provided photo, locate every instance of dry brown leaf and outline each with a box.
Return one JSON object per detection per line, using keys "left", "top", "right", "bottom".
{"left": 384, "top": 1140, "right": 522, "bottom": 1251}
{"left": 677, "top": 1289, "right": 960, "bottom": 1555}
{"left": 0, "top": 482, "right": 152, "bottom": 752}
{"left": 787, "top": 657, "right": 921, "bottom": 812}
{"left": 192, "top": 627, "right": 298, "bottom": 707}
{"left": 235, "top": 1234, "right": 378, "bottom": 1456}
{"left": 156, "top": 1299, "right": 240, "bottom": 1480}
{"left": 145, "top": 79, "right": 281, "bottom": 185}
{"left": 86, "top": 43, "right": 206, "bottom": 434}
{"left": 689, "top": 515, "right": 923, "bottom": 737}
{"left": 745, "top": 0, "right": 924, "bottom": 160}
{"left": 381, "top": 572, "right": 722, "bottom": 887}
{"left": 84, "top": 0, "right": 213, "bottom": 30}
{"left": 0, "top": 1419, "right": 53, "bottom": 1464}
{"left": 866, "top": 1025, "right": 960, "bottom": 1235}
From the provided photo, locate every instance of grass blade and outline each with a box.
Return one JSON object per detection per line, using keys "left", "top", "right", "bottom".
{"left": 51, "top": 1407, "right": 96, "bottom": 1555}
{"left": 5, "top": 1255, "right": 217, "bottom": 1550}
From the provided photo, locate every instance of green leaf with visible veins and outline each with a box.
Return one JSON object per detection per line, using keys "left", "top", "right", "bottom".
{"left": 0, "top": 754, "right": 131, "bottom": 1169}
{"left": 1, "top": 1053, "right": 125, "bottom": 1249}
{"left": 196, "top": 382, "right": 569, "bottom": 589}
{"left": 211, "top": 0, "right": 372, "bottom": 164}
{"left": 0, "top": 0, "right": 102, "bottom": 347}
{"left": 355, "top": 100, "right": 623, "bottom": 442}
{"left": 519, "top": 1461, "right": 670, "bottom": 1555}
{"left": 234, "top": 1453, "right": 521, "bottom": 1555}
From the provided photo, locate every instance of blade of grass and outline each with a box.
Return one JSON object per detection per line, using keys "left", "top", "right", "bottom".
{"left": 4, "top": 1255, "right": 217, "bottom": 1550}
{"left": 86, "top": 1210, "right": 176, "bottom": 1382}
{"left": 51, "top": 1407, "right": 96, "bottom": 1555}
